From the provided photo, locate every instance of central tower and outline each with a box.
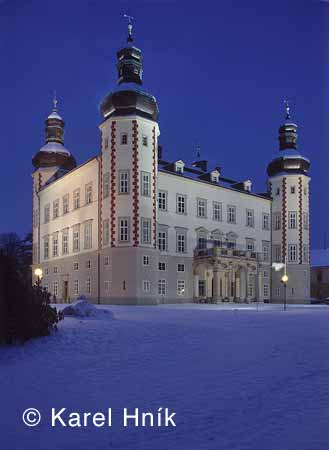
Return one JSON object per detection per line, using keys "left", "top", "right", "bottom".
{"left": 99, "top": 20, "right": 160, "bottom": 304}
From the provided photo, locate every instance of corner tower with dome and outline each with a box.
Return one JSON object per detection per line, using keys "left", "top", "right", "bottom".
{"left": 31, "top": 22, "right": 311, "bottom": 305}
{"left": 267, "top": 103, "right": 311, "bottom": 303}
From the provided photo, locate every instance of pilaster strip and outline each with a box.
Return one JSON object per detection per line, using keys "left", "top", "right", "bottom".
{"left": 110, "top": 121, "right": 116, "bottom": 247}
{"left": 152, "top": 126, "right": 157, "bottom": 248}
{"left": 298, "top": 177, "right": 303, "bottom": 264}
{"left": 282, "top": 177, "right": 287, "bottom": 261}
{"left": 132, "top": 120, "right": 139, "bottom": 247}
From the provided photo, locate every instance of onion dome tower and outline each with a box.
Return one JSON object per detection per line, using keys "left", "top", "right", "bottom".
{"left": 100, "top": 16, "right": 159, "bottom": 121}
{"left": 267, "top": 102, "right": 310, "bottom": 177}
{"left": 32, "top": 95, "right": 76, "bottom": 170}
{"left": 267, "top": 102, "right": 311, "bottom": 304}
{"left": 99, "top": 17, "right": 160, "bottom": 304}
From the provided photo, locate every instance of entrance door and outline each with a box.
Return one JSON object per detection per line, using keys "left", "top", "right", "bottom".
{"left": 199, "top": 280, "right": 206, "bottom": 298}
{"left": 63, "top": 281, "right": 68, "bottom": 303}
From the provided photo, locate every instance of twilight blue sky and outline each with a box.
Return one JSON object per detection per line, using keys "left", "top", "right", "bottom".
{"left": 0, "top": 0, "right": 328, "bottom": 248}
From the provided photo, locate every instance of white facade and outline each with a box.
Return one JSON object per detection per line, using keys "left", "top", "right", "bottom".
{"left": 31, "top": 34, "right": 311, "bottom": 305}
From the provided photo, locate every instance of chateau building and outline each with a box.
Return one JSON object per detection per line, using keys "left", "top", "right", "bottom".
{"left": 31, "top": 24, "right": 311, "bottom": 305}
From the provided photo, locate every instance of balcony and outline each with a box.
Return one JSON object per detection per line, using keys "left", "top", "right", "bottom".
{"left": 194, "top": 246, "right": 257, "bottom": 260}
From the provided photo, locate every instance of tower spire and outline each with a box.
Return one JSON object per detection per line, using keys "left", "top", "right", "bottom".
{"left": 284, "top": 99, "right": 291, "bottom": 120}
{"left": 124, "top": 14, "right": 134, "bottom": 43}
{"left": 53, "top": 90, "right": 58, "bottom": 111}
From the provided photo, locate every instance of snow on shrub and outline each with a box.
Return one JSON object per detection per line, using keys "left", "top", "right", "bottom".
{"left": 63, "top": 297, "right": 114, "bottom": 319}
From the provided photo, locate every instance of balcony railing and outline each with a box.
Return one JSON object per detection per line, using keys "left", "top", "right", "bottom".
{"left": 194, "top": 246, "right": 257, "bottom": 260}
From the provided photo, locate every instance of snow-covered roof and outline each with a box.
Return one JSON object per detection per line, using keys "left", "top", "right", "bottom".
{"left": 39, "top": 142, "right": 71, "bottom": 156}
{"left": 311, "top": 249, "right": 329, "bottom": 267}
{"left": 47, "top": 110, "right": 63, "bottom": 120}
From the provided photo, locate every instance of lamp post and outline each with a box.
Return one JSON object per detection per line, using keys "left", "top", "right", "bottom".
{"left": 281, "top": 273, "right": 288, "bottom": 311}
{"left": 34, "top": 268, "right": 43, "bottom": 288}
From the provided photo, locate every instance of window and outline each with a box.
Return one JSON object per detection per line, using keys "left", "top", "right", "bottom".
{"left": 85, "top": 183, "right": 93, "bottom": 205}
{"left": 85, "top": 278, "right": 91, "bottom": 295}
{"left": 86, "top": 260, "right": 91, "bottom": 269}
{"left": 176, "top": 230, "right": 187, "bottom": 253}
{"left": 246, "top": 239, "right": 255, "bottom": 252}
{"left": 262, "top": 213, "right": 270, "bottom": 230}
{"left": 158, "top": 262, "right": 166, "bottom": 271}
{"left": 276, "top": 187, "right": 280, "bottom": 196}
{"left": 197, "top": 198, "right": 207, "bottom": 218}
{"left": 291, "top": 186, "right": 296, "bottom": 194}
{"left": 53, "top": 266, "right": 58, "bottom": 274}
{"left": 143, "top": 280, "right": 151, "bottom": 292}
{"left": 288, "top": 212, "right": 297, "bottom": 229}
{"left": 104, "top": 256, "right": 110, "bottom": 266}
{"left": 210, "top": 171, "right": 220, "bottom": 183}
{"left": 73, "top": 189, "right": 80, "bottom": 209}
{"left": 227, "top": 239, "right": 236, "bottom": 249}
{"left": 73, "top": 262, "right": 79, "bottom": 270}
{"left": 74, "top": 279, "right": 79, "bottom": 296}
{"left": 158, "top": 230, "right": 168, "bottom": 252}
{"left": 73, "top": 224, "right": 80, "bottom": 252}
{"left": 177, "top": 280, "right": 186, "bottom": 296}
{"left": 53, "top": 200, "right": 59, "bottom": 219}
{"left": 141, "top": 172, "right": 151, "bottom": 197}
{"left": 44, "top": 267, "right": 49, "bottom": 275}
{"left": 213, "top": 202, "right": 222, "bottom": 221}
{"left": 177, "top": 263, "right": 185, "bottom": 272}
{"left": 227, "top": 205, "right": 236, "bottom": 224}
{"left": 303, "top": 212, "right": 309, "bottom": 230}
{"left": 303, "top": 245, "right": 309, "bottom": 263}
{"left": 276, "top": 287, "right": 281, "bottom": 297}
{"left": 288, "top": 244, "right": 298, "bottom": 262}
{"left": 197, "top": 237, "right": 207, "bottom": 249}
{"left": 175, "top": 161, "right": 185, "bottom": 174}
{"left": 103, "top": 172, "right": 110, "bottom": 198}
{"left": 53, "top": 281, "right": 58, "bottom": 297}
{"left": 61, "top": 229, "right": 68, "bottom": 255}
{"left": 103, "top": 219, "right": 110, "bottom": 246}
{"left": 247, "top": 279, "right": 253, "bottom": 297}
{"left": 246, "top": 209, "right": 254, "bottom": 227}
{"left": 262, "top": 241, "right": 270, "bottom": 261}
{"left": 273, "top": 245, "right": 281, "bottom": 263}
{"left": 104, "top": 280, "right": 110, "bottom": 294}
{"left": 142, "top": 135, "right": 148, "bottom": 147}
{"left": 63, "top": 194, "right": 69, "bottom": 214}
{"left": 263, "top": 284, "right": 269, "bottom": 297}
{"left": 84, "top": 221, "right": 92, "bottom": 249}
{"left": 121, "top": 133, "right": 128, "bottom": 145}
{"left": 119, "top": 171, "right": 129, "bottom": 194}
{"left": 158, "top": 190, "right": 167, "bottom": 211}
{"left": 158, "top": 279, "right": 166, "bottom": 296}
{"left": 263, "top": 270, "right": 269, "bottom": 278}
{"left": 119, "top": 218, "right": 129, "bottom": 242}
{"left": 104, "top": 136, "right": 109, "bottom": 149}
{"left": 177, "top": 194, "right": 186, "bottom": 214}
{"left": 44, "top": 204, "right": 50, "bottom": 223}
{"left": 274, "top": 213, "right": 281, "bottom": 230}
{"left": 143, "top": 255, "right": 150, "bottom": 266}
{"left": 52, "top": 233, "right": 59, "bottom": 257}
{"left": 304, "top": 186, "right": 308, "bottom": 196}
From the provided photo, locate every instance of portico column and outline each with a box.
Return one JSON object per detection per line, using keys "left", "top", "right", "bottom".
{"left": 245, "top": 266, "right": 249, "bottom": 303}
{"left": 206, "top": 270, "right": 212, "bottom": 299}
{"left": 213, "top": 264, "right": 221, "bottom": 303}
{"left": 194, "top": 274, "right": 199, "bottom": 299}
{"left": 228, "top": 269, "right": 233, "bottom": 302}
{"left": 257, "top": 270, "right": 263, "bottom": 303}
{"left": 236, "top": 270, "right": 241, "bottom": 301}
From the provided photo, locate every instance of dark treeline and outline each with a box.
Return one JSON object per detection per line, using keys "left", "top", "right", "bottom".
{"left": 0, "top": 232, "right": 62, "bottom": 345}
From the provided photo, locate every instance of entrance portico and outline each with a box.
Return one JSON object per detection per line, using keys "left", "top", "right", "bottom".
{"left": 193, "top": 247, "right": 263, "bottom": 303}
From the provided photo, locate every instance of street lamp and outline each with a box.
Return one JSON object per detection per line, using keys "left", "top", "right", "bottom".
{"left": 281, "top": 273, "right": 288, "bottom": 311}
{"left": 34, "top": 267, "right": 43, "bottom": 287}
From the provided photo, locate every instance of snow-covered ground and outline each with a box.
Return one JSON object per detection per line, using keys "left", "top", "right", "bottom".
{"left": 1, "top": 303, "right": 329, "bottom": 450}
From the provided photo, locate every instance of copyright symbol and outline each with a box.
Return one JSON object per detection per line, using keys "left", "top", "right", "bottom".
{"left": 22, "top": 408, "right": 41, "bottom": 427}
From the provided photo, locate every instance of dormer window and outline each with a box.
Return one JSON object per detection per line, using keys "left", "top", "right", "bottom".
{"left": 243, "top": 180, "right": 252, "bottom": 192}
{"left": 174, "top": 160, "right": 185, "bottom": 174}
{"left": 210, "top": 170, "right": 220, "bottom": 183}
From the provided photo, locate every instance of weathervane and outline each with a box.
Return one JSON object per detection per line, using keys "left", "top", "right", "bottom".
{"left": 196, "top": 142, "right": 201, "bottom": 159}
{"left": 284, "top": 99, "right": 291, "bottom": 120}
{"left": 53, "top": 91, "right": 58, "bottom": 111}
{"left": 124, "top": 14, "right": 134, "bottom": 42}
